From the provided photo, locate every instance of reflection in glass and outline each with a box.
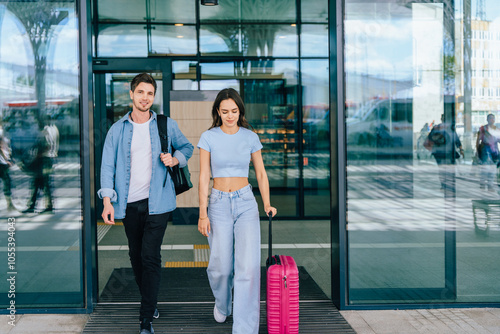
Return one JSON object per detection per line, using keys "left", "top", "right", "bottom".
{"left": 345, "top": 0, "right": 500, "bottom": 305}
{"left": 173, "top": 61, "right": 198, "bottom": 90}
{"left": 302, "top": 60, "right": 330, "bottom": 216}
{"left": 301, "top": 24, "right": 328, "bottom": 57}
{"left": 200, "top": 0, "right": 295, "bottom": 22}
{"left": 97, "top": 0, "right": 146, "bottom": 22}
{"left": 0, "top": 1, "right": 83, "bottom": 308}
{"left": 150, "top": 0, "right": 196, "bottom": 23}
{"left": 200, "top": 24, "right": 297, "bottom": 57}
{"left": 150, "top": 25, "right": 197, "bottom": 55}
{"left": 301, "top": 0, "right": 328, "bottom": 23}
{"left": 97, "top": 24, "right": 147, "bottom": 57}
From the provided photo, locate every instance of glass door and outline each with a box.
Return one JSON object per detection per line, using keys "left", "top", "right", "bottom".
{"left": 93, "top": 71, "right": 164, "bottom": 298}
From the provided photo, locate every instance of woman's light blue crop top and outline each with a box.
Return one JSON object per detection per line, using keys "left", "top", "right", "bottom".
{"left": 197, "top": 127, "right": 263, "bottom": 178}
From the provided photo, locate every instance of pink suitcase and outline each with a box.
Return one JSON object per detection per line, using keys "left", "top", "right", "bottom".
{"left": 266, "top": 215, "right": 299, "bottom": 334}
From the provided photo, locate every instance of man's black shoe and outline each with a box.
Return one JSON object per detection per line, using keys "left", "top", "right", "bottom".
{"left": 153, "top": 308, "right": 159, "bottom": 319}
{"left": 140, "top": 318, "right": 154, "bottom": 334}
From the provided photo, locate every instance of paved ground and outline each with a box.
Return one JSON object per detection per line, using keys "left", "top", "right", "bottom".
{"left": 2, "top": 307, "right": 500, "bottom": 333}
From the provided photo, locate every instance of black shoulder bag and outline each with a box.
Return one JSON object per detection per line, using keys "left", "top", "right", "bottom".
{"left": 157, "top": 114, "right": 193, "bottom": 195}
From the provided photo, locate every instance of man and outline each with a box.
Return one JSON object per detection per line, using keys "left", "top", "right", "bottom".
{"left": 98, "top": 73, "right": 193, "bottom": 334}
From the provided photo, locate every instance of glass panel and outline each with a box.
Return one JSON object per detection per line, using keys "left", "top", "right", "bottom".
{"left": 200, "top": 0, "right": 295, "bottom": 22}
{"left": 150, "top": 25, "right": 197, "bottom": 56}
{"left": 301, "top": 24, "right": 328, "bottom": 57}
{"left": 97, "top": 0, "right": 146, "bottom": 22}
{"left": 200, "top": 24, "right": 297, "bottom": 57}
{"left": 345, "top": 1, "right": 445, "bottom": 305}
{"left": 0, "top": 1, "right": 83, "bottom": 308}
{"left": 98, "top": 72, "right": 162, "bottom": 297}
{"left": 97, "top": 24, "right": 147, "bottom": 57}
{"left": 150, "top": 0, "right": 196, "bottom": 24}
{"left": 301, "top": 0, "right": 328, "bottom": 23}
{"left": 346, "top": 0, "right": 500, "bottom": 305}
{"left": 173, "top": 61, "right": 198, "bottom": 90}
{"left": 302, "top": 60, "right": 330, "bottom": 217}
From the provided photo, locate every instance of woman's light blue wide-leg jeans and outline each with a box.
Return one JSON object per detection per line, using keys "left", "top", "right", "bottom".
{"left": 207, "top": 184, "right": 261, "bottom": 334}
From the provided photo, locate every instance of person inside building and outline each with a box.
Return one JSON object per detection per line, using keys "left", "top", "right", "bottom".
{"left": 197, "top": 88, "right": 277, "bottom": 334}
{"left": 98, "top": 73, "right": 193, "bottom": 334}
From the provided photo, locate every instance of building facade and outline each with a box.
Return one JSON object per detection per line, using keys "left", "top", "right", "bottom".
{"left": 0, "top": 0, "right": 499, "bottom": 315}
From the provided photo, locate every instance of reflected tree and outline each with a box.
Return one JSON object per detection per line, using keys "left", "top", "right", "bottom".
{"left": 203, "top": 0, "right": 295, "bottom": 75}
{"left": 6, "top": 1, "right": 68, "bottom": 121}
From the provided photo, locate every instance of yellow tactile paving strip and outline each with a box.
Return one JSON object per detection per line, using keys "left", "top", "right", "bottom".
{"left": 165, "top": 261, "right": 209, "bottom": 267}
{"left": 97, "top": 220, "right": 124, "bottom": 226}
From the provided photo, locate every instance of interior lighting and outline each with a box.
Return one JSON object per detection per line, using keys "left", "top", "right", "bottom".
{"left": 175, "top": 23, "right": 184, "bottom": 26}
{"left": 201, "top": 0, "right": 219, "bottom": 5}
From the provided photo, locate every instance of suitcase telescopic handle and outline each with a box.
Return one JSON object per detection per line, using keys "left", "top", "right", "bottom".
{"left": 268, "top": 213, "right": 272, "bottom": 261}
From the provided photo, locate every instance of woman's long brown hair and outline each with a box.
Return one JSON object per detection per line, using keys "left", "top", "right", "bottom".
{"left": 209, "top": 88, "right": 252, "bottom": 130}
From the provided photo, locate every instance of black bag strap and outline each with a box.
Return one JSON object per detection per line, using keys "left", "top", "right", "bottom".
{"left": 157, "top": 114, "right": 168, "bottom": 153}
{"left": 156, "top": 115, "right": 169, "bottom": 187}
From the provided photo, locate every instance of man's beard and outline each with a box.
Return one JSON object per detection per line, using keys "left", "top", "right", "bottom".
{"left": 134, "top": 101, "right": 151, "bottom": 112}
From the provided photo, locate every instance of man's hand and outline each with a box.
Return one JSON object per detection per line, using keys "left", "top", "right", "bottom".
{"left": 160, "top": 153, "right": 179, "bottom": 167}
{"left": 102, "top": 202, "right": 115, "bottom": 225}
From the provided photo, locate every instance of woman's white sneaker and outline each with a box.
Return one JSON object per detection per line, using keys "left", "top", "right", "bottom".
{"left": 213, "top": 305, "right": 226, "bottom": 323}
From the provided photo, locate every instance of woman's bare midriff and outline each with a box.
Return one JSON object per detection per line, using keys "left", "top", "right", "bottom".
{"left": 213, "top": 177, "right": 249, "bottom": 193}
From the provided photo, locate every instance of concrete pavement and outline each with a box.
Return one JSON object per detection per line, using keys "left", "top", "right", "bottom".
{"left": 2, "top": 307, "right": 500, "bottom": 333}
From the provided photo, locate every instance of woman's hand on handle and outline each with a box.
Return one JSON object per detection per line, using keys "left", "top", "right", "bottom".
{"left": 198, "top": 216, "right": 211, "bottom": 237}
{"left": 265, "top": 206, "right": 277, "bottom": 217}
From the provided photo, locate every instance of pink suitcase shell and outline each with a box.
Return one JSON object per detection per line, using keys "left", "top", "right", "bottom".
{"left": 267, "top": 254, "right": 300, "bottom": 334}
{"left": 266, "top": 215, "right": 299, "bottom": 334}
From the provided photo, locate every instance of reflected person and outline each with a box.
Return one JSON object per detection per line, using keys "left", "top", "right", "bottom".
{"left": 98, "top": 73, "right": 193, "bottom": 334}
{"left": 0, "top": 125, "right": 16, "bottom": 212}
{"left": 197, "top": 88, "right": 277, "bottom": 334}
{"left": 476, "top": 113, "right": 500, "bottom": 191}
{"left": 22, "top": 120, "right": 59, "bottom": 213}
{"left": 426, "top": 114, "right": 463, "bottom": 191}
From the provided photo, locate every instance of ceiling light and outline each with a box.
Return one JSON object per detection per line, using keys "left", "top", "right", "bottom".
{"left": 175, "top": 23, "right": 184, "bottom": 26}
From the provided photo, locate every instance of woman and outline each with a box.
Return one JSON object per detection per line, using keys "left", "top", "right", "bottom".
{"left": 476, "top": 113, "right": 500, "bottom": 191}
{"left": 197, "top": 88, "right": 277, "bottom": 333}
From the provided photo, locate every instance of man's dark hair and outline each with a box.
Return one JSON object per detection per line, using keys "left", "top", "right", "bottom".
{"left": 130, "top": 73, "right": 157, "bottom": 95}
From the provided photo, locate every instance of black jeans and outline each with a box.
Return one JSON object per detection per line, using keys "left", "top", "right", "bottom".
{"left": 122, "top": 198, "right": 169, "bottom": 320}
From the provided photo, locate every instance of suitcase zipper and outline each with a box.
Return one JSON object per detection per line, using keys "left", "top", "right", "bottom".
{"left": 283, "top": 275, "right": 287, "bottom": 288}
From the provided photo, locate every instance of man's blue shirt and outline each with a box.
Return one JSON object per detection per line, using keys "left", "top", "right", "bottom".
{"left": 98, "top": 111, "right": 194, "bottom": 219}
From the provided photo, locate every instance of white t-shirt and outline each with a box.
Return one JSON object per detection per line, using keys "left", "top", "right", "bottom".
{"left": 127, "top": 117, "right": 153, "bottom": 203}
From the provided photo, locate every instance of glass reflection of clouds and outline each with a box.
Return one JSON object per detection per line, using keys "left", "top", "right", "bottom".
{"left": 151, "top": 25, "right": 197, "bottom": 55}
{"left": 0, "top": 7, "right": 32, "bottom": 67}
{"left": 97, "top": 25, "right": 147, "bottom": 57}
